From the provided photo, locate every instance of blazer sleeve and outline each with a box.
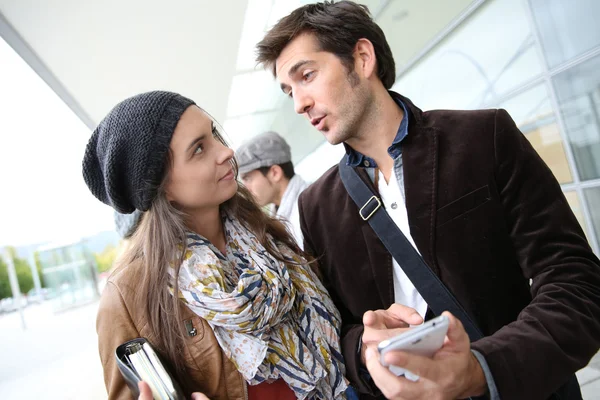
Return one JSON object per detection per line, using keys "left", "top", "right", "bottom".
{"left": 298, "top": 192, "right": 380, "bottom": 396}
{"left": 470, "top": 109, "right": 600, "bottom": 399}
{"left": 97, "top": 281, "right": 141, "bottom": 400}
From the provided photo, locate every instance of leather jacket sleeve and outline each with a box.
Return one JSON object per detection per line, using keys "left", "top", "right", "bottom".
{"left": 97, "top": 281, "right": 140, "bottom": 400}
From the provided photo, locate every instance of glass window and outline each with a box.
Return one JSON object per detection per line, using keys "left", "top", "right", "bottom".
{"left": 226, "top": 71, "right": 285, "bottom": 118}
{"left": 498, "top": 84, "right": 573, "bottom": 183}
{"left": 296, "top": 140, "right": 346, "bottom": 182}
{"left": 393, "top": 0, "right": 543, "bottom": 110}
{"left": 269, "top": 103, "right": 323, "bottom": 165}
{"left": 529, "top": 0, "right": 600, "bottom": 69}
{"left": 376, "top": 0, "right": 473, "bottom": 68}
{"left": 223, "top": 111, "right": 279, "bottom": 150}
{"left": 552, "top": 55, "right": 600, "bottom": 181}
{"left": 584, "top": 186, "right": 600, "bottom": 251}
{"left": 564, "top": 191, "right": 590, "bottom": 243}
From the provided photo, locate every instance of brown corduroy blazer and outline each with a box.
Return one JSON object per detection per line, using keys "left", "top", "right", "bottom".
{"left": 298, "top": 93, "right": 600, "bottom": 400}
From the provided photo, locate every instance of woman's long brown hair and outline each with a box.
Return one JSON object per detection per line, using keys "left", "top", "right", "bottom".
{"left": 114, "top": 123, "right": 308, "bottom": 395}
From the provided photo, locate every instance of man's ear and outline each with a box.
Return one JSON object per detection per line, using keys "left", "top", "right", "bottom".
{"left": 354, "top": 38, "right": 377, "bottom": 79}
{"left": 268, "top": 164, "right": 284, "bottom": 182}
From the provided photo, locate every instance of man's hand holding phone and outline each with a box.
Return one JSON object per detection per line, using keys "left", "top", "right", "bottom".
{"left": 377, "top": 314, "right": 450, "bottom": 381}
{"left": 361, "top": 303, "right": 424, "bottom": 364}
{"left": 363, "top": 311, "right": 487, "bottom": 400}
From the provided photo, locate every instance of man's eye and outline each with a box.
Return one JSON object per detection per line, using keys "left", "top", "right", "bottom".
{"left": 303, "top": 71, "right": 314, "bottom": 81}
{"left": 194, "top": 144, "right": 204, "bottom": 155}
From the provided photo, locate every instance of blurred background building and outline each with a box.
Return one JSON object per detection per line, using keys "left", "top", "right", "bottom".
{"left": 1, "top": 0, "right": 598, "bottom": 254}
{"left": 0, "top": 0, "right": 599, "bottom": 398}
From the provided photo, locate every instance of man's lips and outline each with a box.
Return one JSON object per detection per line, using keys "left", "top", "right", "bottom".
{"left": 311, "top": 116, "right": 325, "bottom": 129}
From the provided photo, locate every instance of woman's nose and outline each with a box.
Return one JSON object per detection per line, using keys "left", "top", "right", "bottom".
{"left": 217, "top": 144, "right": 234, "bottom": 164}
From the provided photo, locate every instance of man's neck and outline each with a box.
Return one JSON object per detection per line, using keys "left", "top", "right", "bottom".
{"left": 348, "top": 89, "right": 404, "bottom": 183}
{"left": 273, "top": 178, "right": 291, "bottom": 207}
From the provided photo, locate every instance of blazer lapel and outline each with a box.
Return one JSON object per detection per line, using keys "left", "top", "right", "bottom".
{"left": 403, "top": 123, "right": 441, "bottom": 275}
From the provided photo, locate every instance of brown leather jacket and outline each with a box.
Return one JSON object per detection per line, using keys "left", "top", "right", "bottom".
{"left": 97, "top": 261, "right": 248, "bottom": 400}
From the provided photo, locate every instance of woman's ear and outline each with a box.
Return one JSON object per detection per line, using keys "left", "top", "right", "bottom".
{"left": 354, "top": 38, "right": 377, "bottom": 79}
{"left": 164, "top": 186, "right": 172, "bottom": 202}
{"left": 164, "top": 182, "right": 175, "bottom": 203}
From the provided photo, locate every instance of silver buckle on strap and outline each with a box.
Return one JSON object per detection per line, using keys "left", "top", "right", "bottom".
{"left": 359, "top": 196, "right": 382, "bottom": 221}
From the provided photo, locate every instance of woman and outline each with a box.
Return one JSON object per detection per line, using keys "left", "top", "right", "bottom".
{"left": 83, "top": 91, "right": 351, "bottom": 400}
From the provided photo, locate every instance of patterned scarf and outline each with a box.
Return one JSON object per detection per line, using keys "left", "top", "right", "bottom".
{"left": 175, "top": 211, "right": 349, "bottom": 400}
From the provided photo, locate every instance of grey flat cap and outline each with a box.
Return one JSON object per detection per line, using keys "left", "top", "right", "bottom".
{"left": 235, "top": 131, "right": 292, "bottom": 175}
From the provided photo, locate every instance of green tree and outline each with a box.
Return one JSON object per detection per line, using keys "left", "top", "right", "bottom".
{"left": 33, "top": 251, "right": 45, "bottom": 288}
{"left": 0, "top": 258, "right": 10, "bottom": 299}
{"left": 14, "top": 258, "right": 34, "bottom": 294}
{"left": 0, "top": 247, "right": 37, "bottom": 298}
{"left": 94, "top": 244, "right": 118, "bottom": 273}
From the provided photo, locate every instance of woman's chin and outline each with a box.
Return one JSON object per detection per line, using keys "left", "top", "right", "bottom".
{"left": 222, "top": 180, "right": 239, "bottom": 202}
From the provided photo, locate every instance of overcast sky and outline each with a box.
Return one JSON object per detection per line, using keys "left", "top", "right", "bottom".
{"left": 0, "top": 37, "right": 114, "bottom": 248}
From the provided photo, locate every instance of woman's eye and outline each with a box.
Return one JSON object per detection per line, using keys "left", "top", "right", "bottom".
{"left": 194, "top": 144, "right": 204, "bottom": 155}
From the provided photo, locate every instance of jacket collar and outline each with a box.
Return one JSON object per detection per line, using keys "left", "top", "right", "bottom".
{"left": 354, "top": 92, "right": 441, "bottom": 278}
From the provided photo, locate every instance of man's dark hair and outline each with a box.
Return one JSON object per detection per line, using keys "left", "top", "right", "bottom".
{"left": 258, "top": 162, "right": 296, "bottom": 180}
{"left": 256, "top": 1, "right": 396, "bottom": 89}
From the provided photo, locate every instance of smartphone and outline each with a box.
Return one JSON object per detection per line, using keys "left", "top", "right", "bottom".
{"left": 377, "top": 314, "right": 449, "bottom": 381}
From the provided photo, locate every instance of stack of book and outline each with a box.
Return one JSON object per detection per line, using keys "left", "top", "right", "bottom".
{"left": 116, "top": 338, "right": 185, "bottom": 400}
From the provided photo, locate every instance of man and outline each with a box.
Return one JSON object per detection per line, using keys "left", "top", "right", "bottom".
{"left": 255, "top": 1, "right": 600, "bottom": 399}
{"left": 236, "top": 131, "right": 310, "bottom": 248}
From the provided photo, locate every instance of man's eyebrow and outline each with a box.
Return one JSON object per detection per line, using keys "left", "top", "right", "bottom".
{"left": 288, "top": 60, "right": 313, "bottom": 77}
{"left": 279, "top": 60, "right": 314, "bottom": 93}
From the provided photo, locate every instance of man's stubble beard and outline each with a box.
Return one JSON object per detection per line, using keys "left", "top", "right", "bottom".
{"left": 333, "top": 73, "right": 374, "bottom": 145}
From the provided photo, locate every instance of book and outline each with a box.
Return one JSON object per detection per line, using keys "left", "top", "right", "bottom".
{"left": 115, "top": 338, "right": 185, "bottom": 400}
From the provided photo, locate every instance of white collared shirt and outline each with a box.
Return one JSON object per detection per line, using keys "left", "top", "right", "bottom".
{"left": 377, "top": 167, "right": 428, "bottom": 319}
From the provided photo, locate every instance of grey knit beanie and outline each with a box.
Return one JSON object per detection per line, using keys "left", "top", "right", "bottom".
{"left": 82, "top": 91, "right": 195, "bottom": 213}
{"left": 114, "top": 209, "right": 143, "bottom": 239}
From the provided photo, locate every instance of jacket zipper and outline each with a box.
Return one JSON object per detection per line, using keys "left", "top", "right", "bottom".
{"left": 243, "top": 378, "right": 248, "bottom": 400}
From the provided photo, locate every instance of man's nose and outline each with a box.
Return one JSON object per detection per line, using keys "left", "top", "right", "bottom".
{"left": 293, "top": 90, "right": 313, "bottom": 115}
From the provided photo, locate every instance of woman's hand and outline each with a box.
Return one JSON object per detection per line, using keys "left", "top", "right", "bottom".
{"left": 138, "top": 381, "right": 210, "bottom": 400}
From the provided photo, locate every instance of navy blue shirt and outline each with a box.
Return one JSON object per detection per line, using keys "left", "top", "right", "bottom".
{"left": 344, "top": 97, "right": 409, "bottom": 168}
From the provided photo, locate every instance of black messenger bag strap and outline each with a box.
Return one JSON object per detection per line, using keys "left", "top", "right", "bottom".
{"left": 338, "top": 157, "right": 483, "bottom": 342}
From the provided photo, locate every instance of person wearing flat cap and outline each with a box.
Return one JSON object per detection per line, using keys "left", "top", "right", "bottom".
{"left": 82, "top": 91, "right": 356, "bottom": 400}
{"left": 236, "top": 132, "right": 309, "bottom": 249}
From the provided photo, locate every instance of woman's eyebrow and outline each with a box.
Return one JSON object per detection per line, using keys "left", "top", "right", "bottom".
{"left": 186, "top": 134, "right": 206, "bottom": 152}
